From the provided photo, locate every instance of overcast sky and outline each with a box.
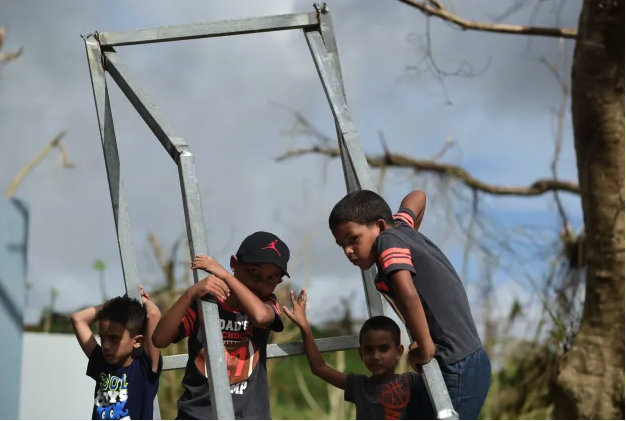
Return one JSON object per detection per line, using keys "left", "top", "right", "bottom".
{"left": 0, "top": 0, "right": 583, "bottom": 336}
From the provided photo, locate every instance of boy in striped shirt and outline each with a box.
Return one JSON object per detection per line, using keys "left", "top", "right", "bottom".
{"left": 328, "top": 190, "right": 491, "bottom": 419}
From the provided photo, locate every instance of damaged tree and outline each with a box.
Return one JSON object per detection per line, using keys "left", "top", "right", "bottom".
{"left": 551, "top": 0, "right": 624, "bottom": 418}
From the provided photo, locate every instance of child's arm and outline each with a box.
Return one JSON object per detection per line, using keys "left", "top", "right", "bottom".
{"left": 71, "top": 304, "right": 103, "bottom": 358}
{"left": 283, "top": 289, "right": 348, "bottom": 390}
{"left": 395, "top": 190, "right": 427, "bottom": 230}
{"left": 376, "top": 232, "right": 436, "bottom": 369}
{"left": 192, "top": 256, "right": 276, "bottom": 328}
{"left": 152, "top": 275, "right": 230, "bottom": 348}
{"left": 388, "top": 271, "right": 436, "bottom": 366}
{"left": 139, "top": 286, "right": 162, "bottom": 373}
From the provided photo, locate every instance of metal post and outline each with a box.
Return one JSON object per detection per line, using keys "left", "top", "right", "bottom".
{"left": 83, "top": 38, "right": 142, "bottom": 301}
{"left": 303, "top": 26, "right": 385, "bottom": 319}
{"left": 178, "top": 151, "right": 236, "bottom": 420}
{"left": 83, "top": 36, "right": 161, "bottom": 420}
{"left": 162, "top": 335, "right": 361, "bottom": 371}
{"left": 96, "top": 12, "right": 319, "bottom": 47}
{"left": 100, "top": 48, "right": 234, "bottom": 420}
{"left": 310, "top": 6, "right": 458, "bottom": 420}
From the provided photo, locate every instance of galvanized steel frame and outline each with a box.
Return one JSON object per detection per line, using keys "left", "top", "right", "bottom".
{"left": 82, "top": 4, "right": 457, "bottom": 420}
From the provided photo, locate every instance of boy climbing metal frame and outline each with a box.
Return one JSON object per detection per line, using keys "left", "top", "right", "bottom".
{"left": 82, "top": 4, "right": 458, "bottom": 420}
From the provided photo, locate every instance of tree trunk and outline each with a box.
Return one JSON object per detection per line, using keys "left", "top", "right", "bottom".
{"left": 552, "top": 0, "right": 625, "bottom": 419}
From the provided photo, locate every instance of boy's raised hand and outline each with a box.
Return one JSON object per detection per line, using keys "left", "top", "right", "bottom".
{"left": 283, "top": 288, "right": 309, "bottom": 329}
{"left": 191, "top": 275, "right": 230, "bottom": 301}
{"left": 192, "top": 255, "right": 230, "bottom": 280}
{"left": 139, "top": 285, "right": 151, "bottom": 304}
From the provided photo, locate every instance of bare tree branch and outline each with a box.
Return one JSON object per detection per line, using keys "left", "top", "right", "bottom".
{"left": 0, "top": 27, "right": 24, "bottom": 71}
{"left": 540, "top": 38, "right": 572, "bottom": 233}
{"left": 276, "top": 146, "right": 580, "bottom": 197}
{"left": 431, "top": 135, "right": 456, "bottom": 161}
{"left": 461, "top": 189, "right": 479, "bottom": 282}
{"left": 376, "top": 130, "right": 390, "bottom": 192}
{"left": 399, "top": 0, "right": 577, "bottom": 39}
{"left": 5, "top": 130, "right": 75, "bottom": 199}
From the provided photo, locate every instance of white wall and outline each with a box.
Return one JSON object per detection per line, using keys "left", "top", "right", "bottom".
{"left": 20, "top": 332, "right": 94, "bottom": 420}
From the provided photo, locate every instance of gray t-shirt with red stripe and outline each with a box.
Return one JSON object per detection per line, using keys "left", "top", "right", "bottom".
{"left": 374, "top": 207, "right": 482, "bottom": 365}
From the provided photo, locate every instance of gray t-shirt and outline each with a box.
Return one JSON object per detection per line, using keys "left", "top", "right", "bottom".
{"left": 344, "top": 373, "right": 421, "bottom": 420}
{"left": 374, "top": 207, "right": 483, "bottom": 365}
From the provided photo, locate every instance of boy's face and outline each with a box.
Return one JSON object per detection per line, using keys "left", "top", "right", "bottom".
{"left": 331, "top": 221, "right": 384, "bottom": 270}
{"left": 231, "top": 256, "right": 283, "bottom": 298}
{"left": 359, "top": 329, "right": 404, "bottom": 379}
{"left": 98, "top": 319, "right": 143, "bottom": 366}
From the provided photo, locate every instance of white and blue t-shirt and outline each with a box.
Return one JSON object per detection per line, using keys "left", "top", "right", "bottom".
{"left": 87, "top": 345, "right": 162, "bottom": 420}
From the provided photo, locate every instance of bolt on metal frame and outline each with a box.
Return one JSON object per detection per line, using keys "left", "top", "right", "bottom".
{"left": 81, "top": 4, "right": 458, "bottom": 420}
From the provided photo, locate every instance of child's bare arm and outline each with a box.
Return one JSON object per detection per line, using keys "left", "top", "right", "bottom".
{"left": 399, "top": 190, "right": 427, "bottom": 230}
{"left": 376, "top": 231, "right": 435, "bottom": 369}
{"left": 192, "top": 256, "right": 275, "bottom": 328}
{"left": 71, "top": 304, "right": 103, "bottom": 358}
{"left": 388, "top": 271, "right": 436, "bottom": 365}
{"left": 220, "top": 272, "right": 275, "bottom": 328}
{"left": 284, "top": 289, "right": 348, "bottom": 390}
{"left": 152, "top": 290, "right": 193, "bottom": 349}
{"left": 139, "top": 286, "right": 162, "bottom": 373}
{"left": 153, "top": 276, "right": 229, "bottom": 348}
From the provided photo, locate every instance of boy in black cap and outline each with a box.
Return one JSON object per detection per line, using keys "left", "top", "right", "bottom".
{"left": 152, "top": 231, "right": 290, "bottom": 420}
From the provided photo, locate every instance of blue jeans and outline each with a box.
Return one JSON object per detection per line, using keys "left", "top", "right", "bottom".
{"left": 411, "top": 348, "right": 492, "bottom": 420}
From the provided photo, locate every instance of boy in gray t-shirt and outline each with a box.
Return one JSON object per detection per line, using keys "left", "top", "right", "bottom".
{"left": 284, "top": 289, "right": 421, "bottom": 420}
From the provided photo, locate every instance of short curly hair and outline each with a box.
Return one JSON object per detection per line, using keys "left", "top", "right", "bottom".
{"left": 98, "top": 294, "right": 146, "bottom": 337}
{"left": 328, "top": 190, "right": 395, "bottom": 230}
{"left": 359, "top": 315, "right": 401, "bottom": 346}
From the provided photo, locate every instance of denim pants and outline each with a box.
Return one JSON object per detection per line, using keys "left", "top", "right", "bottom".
{"left": 411, "top": 347, "right": 492, "bottom": 420}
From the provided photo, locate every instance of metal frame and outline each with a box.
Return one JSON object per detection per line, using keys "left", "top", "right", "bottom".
{"left": 82, "top": 4, "right": 457, "bottom": 420}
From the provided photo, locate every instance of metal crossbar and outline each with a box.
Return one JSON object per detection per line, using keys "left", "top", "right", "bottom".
{"left": 82, "top": 3, "right": 458, "bottom": 420}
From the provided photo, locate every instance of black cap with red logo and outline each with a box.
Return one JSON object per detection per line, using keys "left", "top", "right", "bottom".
{"left": 236, "top": 231, "right": 290, "bottom": 278}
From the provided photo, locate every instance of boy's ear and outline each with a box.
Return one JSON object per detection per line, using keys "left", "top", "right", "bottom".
{"left": 397, "top": 344, "right": 405, "bottom": 360}
{"left": 133, "top": 334, "right": 144, "bottom": 349}
{"left": 230, "top": 255, "right": 239, "bottom": 271}
{"left": 376, "top": 218, "right": 388, "bottom": 232}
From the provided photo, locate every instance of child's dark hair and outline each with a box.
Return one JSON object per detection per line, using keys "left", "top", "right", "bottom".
{"left": 359, "top": 315, "right": 402, "bottom": 346}
{"left": 98, "top": 295, "right": 146, "bottom": 337}
{"left": 328, "top": 190, "right": 395, "bottom": 230}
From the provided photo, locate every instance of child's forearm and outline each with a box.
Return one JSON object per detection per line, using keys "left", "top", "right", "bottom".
{"left": 299, "top": 323, "right": 328, "bottom": 375}
{"left": 71, "top": 304, "right": 103, "bottom": 358}
{"left": 400, "top": 190, "right": 426, "bottom": 230}
{"left": 145, "top": 300, "right": 162, "bottom": 321}
{"left": 71, "top": 304, "right": 103, "bottom": 327}
{"left": 145, "top": 306, "right": 162, "bottom": 338}
{"left": 298, "top": 322, "right": 348, "bottom": 389}
{"left": 152, "top": 289, "right": 193, "bottom": 349}
{"left": 143, "top": 300, "right": 163, "bottom": 371}
{"left": 396, "top": 293, "right": 435, "bottom": 362}
{"left": 221, "top": 273, "right": 275, "bottom": 327}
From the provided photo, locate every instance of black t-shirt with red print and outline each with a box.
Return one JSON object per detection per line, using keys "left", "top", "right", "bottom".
{"left": 374, "top": 207, "right": 482, "bottom": 365}
{"left": 172, "top": 295, "right": 283, "bottom": 420}
{"left": 345, "top": 372, "right": 421, "bottom": 420}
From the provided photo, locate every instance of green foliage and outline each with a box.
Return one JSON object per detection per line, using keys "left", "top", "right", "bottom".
{"left": 269, "top": 350, "right": 367, "bottom": 420}
{"left": 92, "top": 260, "right": 107, "bottom": 272}
{"left": 480, "top": 340, "right": 556, "bottom": 420}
